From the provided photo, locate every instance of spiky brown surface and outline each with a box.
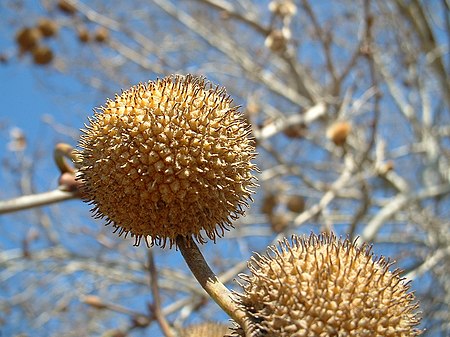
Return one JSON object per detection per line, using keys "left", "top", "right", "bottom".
{"left": 76, "top": 74, "right": 257, "bottom": 247}
{"left": 233, "top": 232, "right": 422, "bottom": 337}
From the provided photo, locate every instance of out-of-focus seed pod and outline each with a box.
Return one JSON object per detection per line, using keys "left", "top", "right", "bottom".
{"left": 37, "top": 18, "right": 58, "bottom": 37}
{"left": 269, "top": 212, "right": 290, "bottom": 233}
{"left": 283, "top": 123, "right": 307, "bottom": 138}
{"left": 264, "top": 29, "right": 290, "bottom": 53}
{"left": 232, "top": 232, "right": 422, "bottom": 337}
{"left": 77, "top": 26, "right": 90, "bottom": 43}
{"left": 260, "top": 192, "right": 278, "bottom": 216}
{"left": 0, "top": 54, "right": 8, "bottom": 64}
{"left": 57, "top": 0, "right": 76, "bottom": 15}
{"left": 16, "top": 27, "right": 41, "bottom": 53}
{"left": 32, "top": 45, "right": 53, "bottom": 65}
{"left": 94, "top": 27, "right": 109, "bottom": 43}
{"left": 285, "top": 194, "right": 305, "bottom": 213}
{"left": 326, "top": 121, "right": 352, "bottom": 146}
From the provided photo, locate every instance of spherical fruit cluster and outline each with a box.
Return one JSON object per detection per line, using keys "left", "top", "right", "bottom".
{"left": 77, "top": 74, "right": 257, "bottom": 247}
{"left": 233, "top": 233, "right": 421, "bottom": 337}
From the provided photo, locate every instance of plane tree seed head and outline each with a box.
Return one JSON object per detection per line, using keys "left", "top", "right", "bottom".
{"left": 232, "top": 232, "right": 422, "bottom": 337}
{"left": 76, "top": 74, "right": 258, "bottom": 248}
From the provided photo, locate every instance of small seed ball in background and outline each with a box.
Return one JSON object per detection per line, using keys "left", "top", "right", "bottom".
{"left": 233, "top": 232, "right": 422, "bottom": 337}
{"left": 283, "top": 123, "right": 307, "bottom": 139}
{"left": 16, "top": 27, "right": 41, "bottom": 53}
{"left": 57, "top": 0, "right": 76, "bottom": 15}
{"left": 260, "top": 192, "right": 278, "bottom": 216}
{"left": 37, "top": 18, "right": 58, "bottom": 37}
{"left": 327, "top": 121, "right": 351, "bottom": 146}
{"left": 269, "top": 213, "right": 290, "bottom": 233}
{"left": 76, "top": 74, "right": 258, "bottom": 247}
{"left": 77, "top": 26, "right": 90, "bottom": 43}
{"left": 32, "top": 45, "right": 53, "bottom": 65}
{"left": 285, "top": 194, "right": 305, "bottom": 213}
{"left": 94, "top": 27, "right": 109, "bottom": 43}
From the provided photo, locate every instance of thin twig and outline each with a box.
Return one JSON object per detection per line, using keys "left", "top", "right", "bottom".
{"left": 0, "top": 189, "right": 79, "bottom": 215}
{"left": 148, "top": 250, "right": 176, "bottom": 337}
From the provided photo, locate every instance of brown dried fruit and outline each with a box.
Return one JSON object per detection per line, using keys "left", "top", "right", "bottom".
{"left": 285, "top": 194, "right": 305, "bottom": 213}
{"left": 57, "top": 0, "right": 76, "bottom": 15}
{"left": 94, "top": 27, "right": 109, "bottom": 43}
{"left": 327, "top": 121, "right": 352, "bottom": 146}
{"left": 16, "top": 27, "right": 41, "bottom": 53}
{"left": 77, "top": 26, "right": 90, "bottom": 43}
{"left": 32, "top": 45, "right": 53, "bottom": 65}
{"left": 283, "top": 123, "right": 306, "bottom": 138}
{"left": 269, "top": 213, "right": 289, "bottom": 233}
{"left": 233, "top": 233, "right": 422, "bottom": 337}
{"left": 260, "top": 193, "right": 277, "bottom": 216}
{"left": 37, "top": 18, "right": 58, "bottom": 37}
{"left": 76, "top": 75, "right": 258, "bottom": 247}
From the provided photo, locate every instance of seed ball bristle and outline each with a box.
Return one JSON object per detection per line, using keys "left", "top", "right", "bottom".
{"left": 233, "top": 232, "right": 422, "bottom": 337}
{"left": 181, "top": 322, "right": 231, "bottom": 337}
{"left": 76, "top": 74, "right": 258, "bottom": 248}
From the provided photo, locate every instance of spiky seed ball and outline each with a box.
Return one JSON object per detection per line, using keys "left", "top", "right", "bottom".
{"left": 32, "top": 45, "right": 53, "bottom": 65}
{"left": 37, "top": 18, "right": 58, "bottom": 37}
{"left": 181, "top": 322, "right": 231, "bottom": 337}
{"left": 77, "top": 74, "right": 258, "bottom": 247}
{"left": 327, "top": 121, "right": 351, "bottom": 146}
{"left": 233, "top": 233, "right": 422, "bottom": 337}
